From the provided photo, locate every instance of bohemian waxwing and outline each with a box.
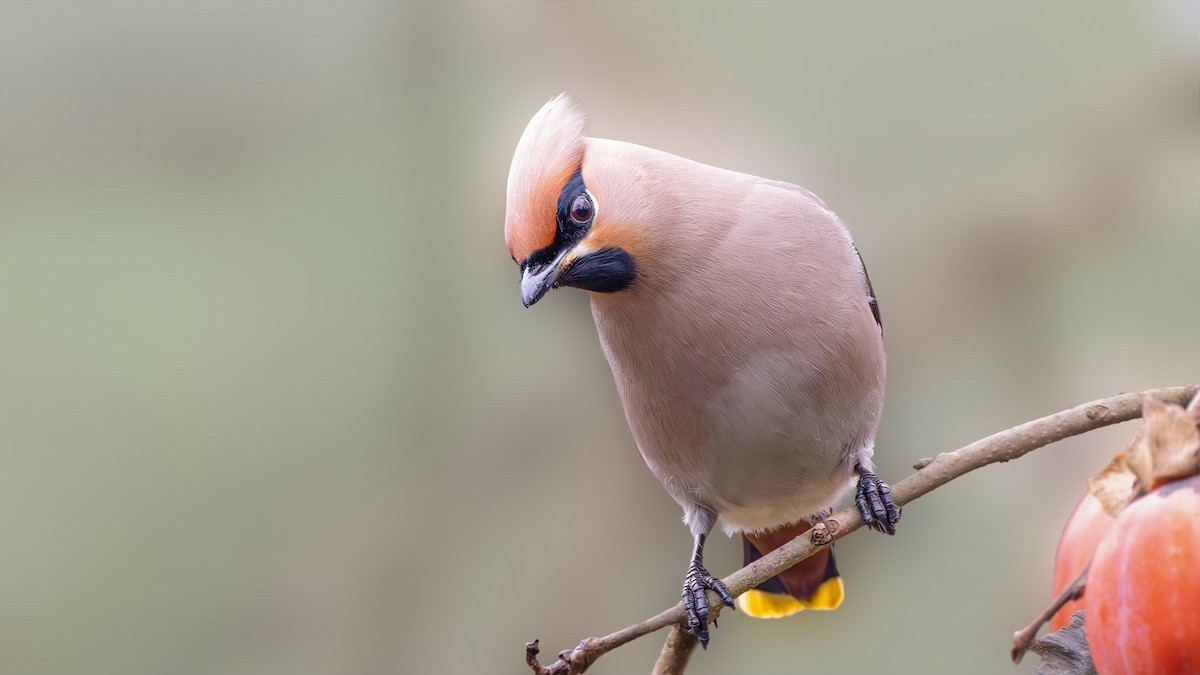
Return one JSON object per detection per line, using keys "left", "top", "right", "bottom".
{"left": 504, "top": 95, "right": 900, "bottom": 647}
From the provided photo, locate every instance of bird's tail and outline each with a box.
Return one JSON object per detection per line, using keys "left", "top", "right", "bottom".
{"left": 738, "top": 520, "right": 844, "bottom": 619}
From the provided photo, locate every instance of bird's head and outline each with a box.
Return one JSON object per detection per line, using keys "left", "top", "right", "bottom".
{"left": 504, "top": 94, "right": 639, "bottom": 307}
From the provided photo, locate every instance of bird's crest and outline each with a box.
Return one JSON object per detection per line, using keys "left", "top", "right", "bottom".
{"left": 505, "top": 94, "right": 587, "bottom": 262}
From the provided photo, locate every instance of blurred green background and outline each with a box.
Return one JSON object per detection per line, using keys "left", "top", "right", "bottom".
{"left": 1, "top": 2, "right": 1197, "bottom": 674}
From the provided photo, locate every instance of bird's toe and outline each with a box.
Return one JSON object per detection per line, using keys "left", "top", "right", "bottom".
{"left": 681, "top": 563, "right": 733, "bottom": 648}
{"left": 855, "top": 469, "right": 900, "bottom": 535}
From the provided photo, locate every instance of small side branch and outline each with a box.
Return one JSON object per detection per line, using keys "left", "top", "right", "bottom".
{"left": 651, "top": 626, "right": 697, "bottom": 675}
{"left": 522, "top": 385, "right": 1198, "bottom": 675}
{"left": 1011, "top": 564, "right": 1089, "bottom": 664}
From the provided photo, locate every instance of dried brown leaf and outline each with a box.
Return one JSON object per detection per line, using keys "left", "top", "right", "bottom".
{"left": 1125, "top": 396, "right": 1200, "bottom": 491}
{"left": 1030, "top": 611, "right": 1096, "bottom": 675}
{"left": 1087, "top": 453, "right": 1137, "bottom": 518}
{"left": 1186, "top": 390, "right": 1200, "bottom": 425}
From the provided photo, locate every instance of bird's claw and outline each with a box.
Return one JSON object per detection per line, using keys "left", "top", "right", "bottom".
{"left": 681, "top": 562, "right": 734, "bottom": 648}
{"left": 855, "top": 467, "right": 900, "bottom": 535}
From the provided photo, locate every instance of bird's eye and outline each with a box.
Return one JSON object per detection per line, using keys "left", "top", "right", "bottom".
{"left": 569, "top": 193, "right": 594, "bottom": 224}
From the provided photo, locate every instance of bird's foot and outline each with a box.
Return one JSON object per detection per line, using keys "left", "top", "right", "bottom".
{"left": 855, "top": 464, "right": 900, "bottom": 535}
{"left": 681, "top": 561, "right": 734, "bottom": 648}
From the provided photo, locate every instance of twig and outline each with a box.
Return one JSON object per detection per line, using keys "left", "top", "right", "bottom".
{"left": 521, "top": 385, "right": 1198, "bottom": 675}
{"left": 1011, "top": 563, "right": 1089, "bottom": 664}
{"left": 525, "top": 640, "right": 547, "bottom": 674}
{"left": 651, "top": 626, "right": 697, "bottom": 675}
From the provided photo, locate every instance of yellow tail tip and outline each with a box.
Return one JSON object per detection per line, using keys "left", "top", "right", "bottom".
{"left": 736, "top": 577, "right": 845, "bottom": 619}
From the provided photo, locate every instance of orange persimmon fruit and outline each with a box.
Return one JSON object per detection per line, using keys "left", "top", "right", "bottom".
{"left": 1085, "top": 474, "right": 1200, "bottom": 675}
{"left": 1050, "top": 492, "right": 1114, "bottom": 630}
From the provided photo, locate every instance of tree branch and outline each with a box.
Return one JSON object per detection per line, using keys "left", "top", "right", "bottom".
{"left": 1011, "top": 563, "right": 1089, "bottom": 664}
{"left": 523, "top": 385, "right": 1198, "bottom": 675}
{"left": 651, "top": 626, "right": 697, "bottom": 675}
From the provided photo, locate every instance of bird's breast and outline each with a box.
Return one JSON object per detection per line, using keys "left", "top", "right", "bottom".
{"left": 592, "top": 286, "right": 882, "bottom": 531}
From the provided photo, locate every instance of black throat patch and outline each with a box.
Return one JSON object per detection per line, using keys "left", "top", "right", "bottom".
{"left": 558, "top": 247, "right": 637, "bottom": 293}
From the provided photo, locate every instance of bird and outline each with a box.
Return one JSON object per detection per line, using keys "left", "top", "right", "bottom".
{"left": 504, "top": 94, "right": 900, "bottom": 648}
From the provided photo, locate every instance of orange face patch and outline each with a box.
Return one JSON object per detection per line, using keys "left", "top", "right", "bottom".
{"left": 575, "top": 222, "right": 641, "bottom": 260}
{"left": 504, "top": 95, "right": 588, "bottom": 263}
{"left": 505, "top": 163, "right": 576, "bottom": 263}
{"left": 573, "top": 183, "right": 645, "bottom": 262}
